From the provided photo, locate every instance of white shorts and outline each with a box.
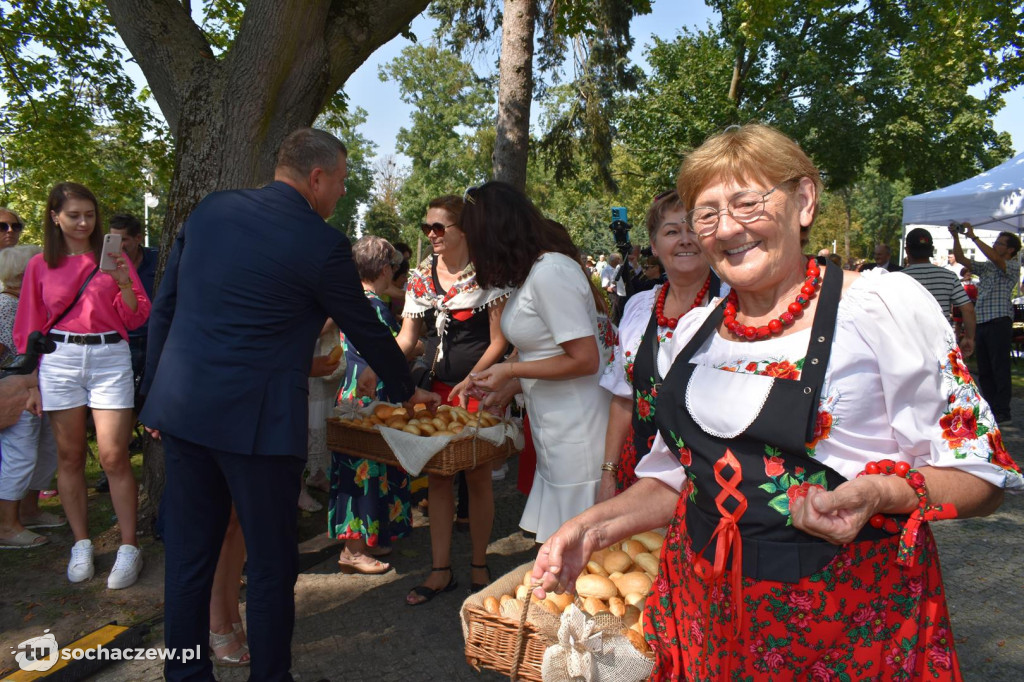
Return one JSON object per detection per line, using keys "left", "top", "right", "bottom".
{"left": 39, "top": 333, "right": 135, "bottom": 411}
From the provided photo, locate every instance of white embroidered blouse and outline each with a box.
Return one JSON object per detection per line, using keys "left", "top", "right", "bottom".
{"left": 634, "top": 269, "right": 1024, "bottom": 492}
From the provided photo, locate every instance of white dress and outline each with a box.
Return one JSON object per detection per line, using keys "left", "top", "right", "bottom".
{"left": 502, "top": 253, "right": 612, "bottom": 541}
{"left": 635, "top": 268, "right": 1024, "bottom": 493}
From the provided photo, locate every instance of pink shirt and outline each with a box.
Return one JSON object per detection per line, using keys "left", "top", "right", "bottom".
{"left": 13, "top": 252, "right": 151, "bottom": 352}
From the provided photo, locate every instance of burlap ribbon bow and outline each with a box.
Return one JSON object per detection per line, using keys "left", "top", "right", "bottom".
{"left": 541, "top": 605, "right": 653, "bottom": 682}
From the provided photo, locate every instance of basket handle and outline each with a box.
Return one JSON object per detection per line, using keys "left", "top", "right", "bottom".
{"left": 510, "top": 583, "right": 535, "bottom": 682}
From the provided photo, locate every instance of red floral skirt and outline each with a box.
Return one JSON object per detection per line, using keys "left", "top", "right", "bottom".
{"left": 643, "top": 493, "right": 961, "bottom": 681}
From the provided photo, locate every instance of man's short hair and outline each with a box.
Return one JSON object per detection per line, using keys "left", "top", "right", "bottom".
{"left": 904, "top": 227, "right": 934, "bottom": 260}
{"left": 276, "top": 128, "right": 348, "bottom": 177}
{"left": 998, "top": 231, "right": 1021, "bottom": 258}
{"left": 109, "top": 213, "right": 143, "bottom": 237}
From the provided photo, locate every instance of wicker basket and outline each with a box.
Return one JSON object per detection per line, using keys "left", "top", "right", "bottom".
{"left": 326, "top": 417, "right": 518, "bottom": 477}
{"left": 462, "top": 602, "right": 548, "bottom": 681}
{"left": 462, "top": 561, "right": 551, "bottom": 682}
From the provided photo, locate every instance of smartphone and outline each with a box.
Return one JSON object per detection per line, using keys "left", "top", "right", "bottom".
{"left": 611, "top": 207, "right": 628, "bottom": 223}
{"left": 99, "top": 233, "right": 122, "bottom": 270}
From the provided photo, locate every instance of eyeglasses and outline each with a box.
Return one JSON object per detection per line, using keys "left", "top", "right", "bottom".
{"left": 463, "top": 185, "right": 479, "bottom": 205}
{"left": 0, "top": 222, "right": 23, "bottom": 232}
{"left": 420, "top": 222, "right": 458, "bottom": 237}
{"left": 686, "top": 178, "right": 799, "bottom": 237}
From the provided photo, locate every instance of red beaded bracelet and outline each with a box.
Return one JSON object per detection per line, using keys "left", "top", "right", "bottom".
{"left": 857, "top": 459, "right": 958, "bottom": 566}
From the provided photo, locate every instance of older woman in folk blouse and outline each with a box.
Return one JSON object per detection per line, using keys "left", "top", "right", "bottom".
{"left": 532, "top": 124, "right": 1020, "bottom": 681}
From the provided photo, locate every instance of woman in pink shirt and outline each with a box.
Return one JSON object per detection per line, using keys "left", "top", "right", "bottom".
{"left": 14, "top": 182, "right": 151, "bottom": 588}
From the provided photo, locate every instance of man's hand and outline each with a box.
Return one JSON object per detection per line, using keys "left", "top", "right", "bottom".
{"left": 145, "top": 426, "right": 161, "bottom": 441}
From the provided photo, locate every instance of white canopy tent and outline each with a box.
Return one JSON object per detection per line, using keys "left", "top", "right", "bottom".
{"left": 901, "top": 152, "right": 1024, "bottom": 264}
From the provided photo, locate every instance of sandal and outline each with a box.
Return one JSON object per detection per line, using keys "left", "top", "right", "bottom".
{"left": 406, "top": 566, "right": 458, "bottom": 606}
{"left": 209, "top": 629, "right": 250, "bottom": 667}
{"left": 337, "top": 553, "right": 391, "bottom": 575}
{"left": 0, "top": 529, "right": 49, "bottom": 549}
{"left": 470, "top": 562, "right": 491, "bottom": 593}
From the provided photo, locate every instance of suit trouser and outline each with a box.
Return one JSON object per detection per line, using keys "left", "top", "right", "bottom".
{"left": 162, "top": 434, "right": 304, "bottom": 682}
{"left": 975, "top": 316, "right": 1013, "bottom": 419}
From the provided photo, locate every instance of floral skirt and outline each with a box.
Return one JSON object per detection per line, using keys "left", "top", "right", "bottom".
{"left": 326, "top": 451, "right": 411, "bottom": 549}
{"left": 643, "top": 493, "right": 961, "bottom": 681}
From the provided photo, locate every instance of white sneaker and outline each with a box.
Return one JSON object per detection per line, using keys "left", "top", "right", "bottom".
{"left": 107, "top": 544, "right": 143, "bottom": 589}
{"left": 68, "top": 539, "right": 95, "bottom": 583}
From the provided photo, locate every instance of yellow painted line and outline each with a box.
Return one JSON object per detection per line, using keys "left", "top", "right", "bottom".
{"left": 4, "top": 624, "right": 128, "bottom": 681}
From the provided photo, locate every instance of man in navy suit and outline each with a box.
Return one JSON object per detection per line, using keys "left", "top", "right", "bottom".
{"left": 141, "top": 128, "right": 435, "bottom": 681}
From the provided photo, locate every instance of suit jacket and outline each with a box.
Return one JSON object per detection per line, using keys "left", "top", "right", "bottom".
{"left": 140, "top": 182, "right": 414, "bottom": 457}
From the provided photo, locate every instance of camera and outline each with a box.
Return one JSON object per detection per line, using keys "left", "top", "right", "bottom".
{"left": 640, "top": 245, "right": 653, "bottom": 258}
{"left": 950, "top": 221, "right": 967, "bottom": 234}
{"left": 609, "top": 207, "right": 632, "bottom": 254}
{"left": 0, "top": 331, "right": 56, "bottom": 378}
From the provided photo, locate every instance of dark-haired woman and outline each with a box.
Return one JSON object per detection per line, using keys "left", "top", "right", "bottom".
{"left": 14, "top": 182, "right": 150, "bottom": 588}
{"left": 463, "top": 182, "right": 614, "bottom": 543}
{"left": 397, "top": 195, "right": 511, "bottom": 605}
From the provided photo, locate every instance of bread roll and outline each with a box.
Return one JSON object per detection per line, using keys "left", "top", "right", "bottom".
{"left": 625, "top": 628, "right": 649, "bottom": 654}
{"left": 402, "top": 424, "right": 422, "bottom": 436}
{"left": 373, "top": 405, "right": 394, "bottom": 419}
{"left": 621, "top": 539, "right": 646, "bottom": 560}
{"left": 390, "top": 407, "right": 408, "bottom": 417}
{"left": 623, "top": 592, "right": 647, "bottom": 607}
{"left": 602, "top": 550, "right": 633, "bottom": 575}
{"left": 582, "top": 596, "right": 607, "bottom": 616}
{"left": 385, "top": 417, "right": 408, "bottom": 430}
{"left": 516, "top": 584, "right": 530, "bottom": 601}
{"left": 500, "top": 594, "right": 514, "bottom": 606}
{"left": 576, "top": 574, "right": 618, "bottom": 601}
{"left": 483, "top": 596, "right": 500, "bottom": 614}
{"left": 419, "top": 423, "right": 437, "bottom": 435}
{"left": 537, "top": 598, "right": 560, "bottom": 615}
{"left": 434, "top": 430, "right": 456, "bottom": 437}
{"left": 634, "top": 552, "right": 660, "bottom": 576}
{"left": 431, "top": 417, "right": 447, "bottom": 431}
{"left": 547, "top": 592, "right": 573, "bottom": 611}
{"left": 412, "top": 402, "right": 428, "bottom": 412}
{"left": 585, "top": 561, "right": 608, "bottom": 578}
{"left": 632, "top": 531, "right": 664, "bottom": 553}
{"left": 608, "top": 596, "right": 626, "bottom": 618}
{"left": 613, "top": 572, "right": 652, "bottom": 598}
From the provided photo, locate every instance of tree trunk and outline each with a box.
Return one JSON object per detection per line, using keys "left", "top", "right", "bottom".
{"left": 492, "top": 0, "right": 537, "bottom": 191}
{"left": 104, "top": 0, "right": 430, "bottom": 521}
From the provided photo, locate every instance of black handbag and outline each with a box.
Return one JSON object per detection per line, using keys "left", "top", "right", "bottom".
{"left": 410, "top": 337, "right": 441, "bottom": 389}
{"left": 1, "top": 264, "right": 100, "bottom": 376}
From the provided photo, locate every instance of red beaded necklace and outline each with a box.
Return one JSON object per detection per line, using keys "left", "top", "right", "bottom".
{"left": 723, "top": 258, "right": 821, "bottom": 340}
{"left": 655, "top": 274, "right": 712, "bottom": 329}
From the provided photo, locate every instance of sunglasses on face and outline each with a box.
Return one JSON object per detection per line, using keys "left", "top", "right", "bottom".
{"left": 0, "top": 222, "right": 23, "bottom": 233}
{"left": 420, "top": 222, "right": 457, "bottom": 237}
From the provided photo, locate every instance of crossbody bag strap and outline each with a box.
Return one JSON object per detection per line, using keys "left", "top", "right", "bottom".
{"left": 48, "top": 264, "right": 101, "bottom": 331}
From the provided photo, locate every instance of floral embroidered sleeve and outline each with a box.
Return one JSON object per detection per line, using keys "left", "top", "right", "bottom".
{"left": 849, "top": 272, "right": 1023, "bottom": 490}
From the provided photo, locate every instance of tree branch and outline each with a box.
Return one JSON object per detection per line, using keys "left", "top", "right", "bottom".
{"left": 104, "top": 0, "right": 214, "bottom": 136}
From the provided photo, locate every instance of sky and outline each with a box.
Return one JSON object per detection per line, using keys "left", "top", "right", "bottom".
{"left": 339, "top": 1, "right": 1024, "bottom": 168}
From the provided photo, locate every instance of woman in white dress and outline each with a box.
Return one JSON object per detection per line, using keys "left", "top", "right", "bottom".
{"left": 462, "top": 182, "right": 613, "bottom": 542}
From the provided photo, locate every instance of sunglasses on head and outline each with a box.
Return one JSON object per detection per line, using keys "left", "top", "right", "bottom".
{"left": 420, "top": 222, "right": 457, "bottom": 237}
{"left": 0, "top": 222, "right": 23, "bottom": 233}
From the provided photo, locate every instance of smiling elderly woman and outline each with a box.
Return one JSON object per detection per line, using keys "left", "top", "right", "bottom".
{"left": 531, "top": 124, "right": 1022, "bottom": 680}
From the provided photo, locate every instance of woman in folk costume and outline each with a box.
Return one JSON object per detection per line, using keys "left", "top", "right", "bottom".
{"left": 397, "top": 194, "right": 511, "bottom": 605}
{"left": 597, "top": 190, "right": 726, "bottom": 502}
{"left": 531, "top": 124, "right": 1022, "bottom": 680}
